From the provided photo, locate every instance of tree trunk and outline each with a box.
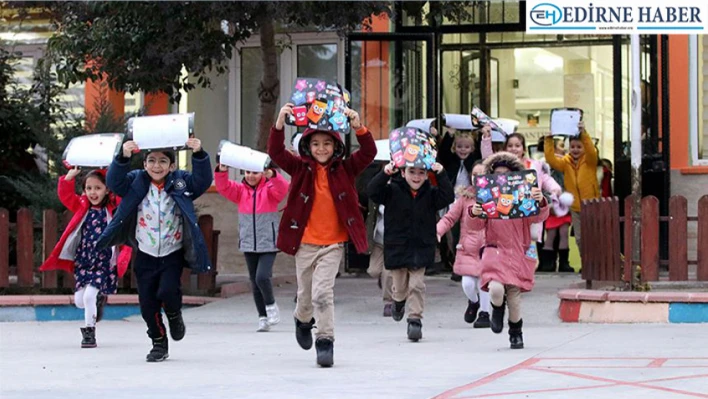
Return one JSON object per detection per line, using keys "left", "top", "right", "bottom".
{"left": 256, "top": 17, "right": 279, "bottom": 152}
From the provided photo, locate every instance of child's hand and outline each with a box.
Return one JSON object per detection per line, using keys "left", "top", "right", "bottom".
{"left": 122, "top": 140, "right": 139, "bottom": 158}
{"left": 217, "top": 163, "right": 228, "bottom": 172}
{"left": 430, "top": 126, "right": 438, "bottom": 137}
{"left": 531, "top": 187, "right": 544, "bottom": 202}
{"left": 66, "top": 166, "right": 81, "bottom": 181}
{"left": 265, "top": 169, "right": 275, "bottom": 179}
{"left": 344, "top": 108, "right": 362, "bottom": 130}
{"left": 431, "top": 162, "right": 444, "bottom": 174}
{"left": 384, "top": 162, "right": 398, "bottom": 176}
{"left": 186, "top": 137, "right": 202, "bottom": 152}
{"left": 481, "top": 125, "right": 492, "bottom": 139}
{"left": 578, "top": 120, "right": 586, "bottom": 133}
{"left": 470, "top": 203, "right": 483, "bottom": 216}
{"left": 276, "top": 103, "right": 294, "bottom": 130}
{"left": 437, "top": 234, "right": 441, "bottom": 243}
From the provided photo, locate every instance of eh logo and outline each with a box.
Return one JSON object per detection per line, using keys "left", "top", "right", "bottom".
{"left": 530, "top": 3, "right": 563, "bottom": 26}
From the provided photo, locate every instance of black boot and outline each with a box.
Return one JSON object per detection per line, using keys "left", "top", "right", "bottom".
{"left": 166, "top": 310, "right": 186, "bottom": 341}
{"left": 450, "top": 272, "right": 462, "bottom": 282}
{"left": 95, "top": 294, "right": 107, "bottom": 323}
{"left": 80, "top": 327, "right": 97, "bottom": 348}
{"left": 146, "top": 336, "right": 169, "bottom": 362}
{"left": 508, "top": 319, "right": 524, "bottom": 349}
{"left": 295, "top": 317, "right": 315, "bottom": 350}
{"left": 407, "top": 318, "right": 422, "bottom": 342}
{"left": 537, "top": 249, "right": 556, "bottom": 272}
{"left": 491, "top": 302, "right": 506, "bottom": 334}
{"left": 473, "top": 311, "right": 491, "bottom": 328}
{"left": 391, "top": 300, "right": 406, "bottom": 322}
{"left": 464, "top": 300, "right": 480, "bottom": 324}
{"left": 558, "top": 249, "right": 574, "bottom": 272}
{"left": 315, "top": 337, "right": 334, "bottom": 367}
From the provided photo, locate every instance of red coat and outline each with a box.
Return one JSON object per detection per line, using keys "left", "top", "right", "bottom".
{"left": 267, "top": 126, "right": 376, "bottom": 255}
{"left": 39, "top": 176, "right": 131, "bottom": 277}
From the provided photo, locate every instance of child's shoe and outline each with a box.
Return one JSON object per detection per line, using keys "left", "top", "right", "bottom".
{"left": 508, "top": 319, "right": 524, "bottom": 349}
{"left": 391, "top": 300, "right": 406, "bottom": 322}
{"left": 265, "top": 303, "right": 280, "bottom": 325}
{"left": 383, "top": 303, "right": 392, "bottom": 317}
{"left": 464, "top": 300, "right": 480, "bottom": 324}
{"left": 146, "top": 337, "right": 169, "bottom": 362}
{"left": 315, "top": 337, "right": 334, "bottom": 367}
{"left": 473, "top": 311, "right": 491, "bottom": 328}
{"left": 407, "top": 318, "right": 422, "bottom": 342}
{"left": 95, "top": 294, "right": 107, "bottom": 323}
{"left": 80, "top": 327, "right": 97, "bottom": 348}
{"left": 491, "top": 302, "right": 506, "bottom": 334}
{"left": 166, "top": 310, "right": 186, "bottom": 341}
{"left": 257, "top": 317, "right": 270, "bottom": 332}
{"left": 295, "top": 317, "right": 315, "bottom": 350}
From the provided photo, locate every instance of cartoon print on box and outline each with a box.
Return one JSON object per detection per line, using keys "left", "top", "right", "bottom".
{"left": 475, "top": 169, "right": 539, "bottom": 220}
{"left": 388, "top": 126, "right": 436, "bottom": 169}
{"left": 285, "top": 77, "right": 352, "bottom": 134}
{"left": 293, "top": 105, "right": 308, "bottom": 126}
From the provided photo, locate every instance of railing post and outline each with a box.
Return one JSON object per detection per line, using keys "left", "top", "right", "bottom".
{"left": 624, "top": 195, "right": 634, "bottom": 290}
{"left": 0, "top": 208, "right": 9, "bottom": 288}
{"left": 16, "top": 208, "right": 34, "bottom": 287}
{"left": 668, "top": 196, "right": 688, "bottom": 281}
{"left": 197, "top": 215, "right": 216, "bottom": 292}
{"left": 42, "top": 210, "right": 58, "bottom": 288}
{"left": 697, "top": 196, "right": 708, "bottom": 281}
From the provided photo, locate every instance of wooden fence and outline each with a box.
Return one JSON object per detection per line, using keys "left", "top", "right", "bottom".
{"left": 581, "top": 195, "right": 708, "bottom": 289}
{"left": 0, "top": 208, "right": 219, "bottom": 294}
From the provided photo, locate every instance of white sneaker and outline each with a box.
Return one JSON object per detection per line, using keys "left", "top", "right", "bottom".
{"left": 257, "top": 317, "right": 270, "bottom": 332}
{"left": 266, "top": 303, "right": 281, "bottom": 325}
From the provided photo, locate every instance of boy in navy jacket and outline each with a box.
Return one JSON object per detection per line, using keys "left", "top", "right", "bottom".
{"left": 97, "top": 138, "right": 213, "bottom": 362}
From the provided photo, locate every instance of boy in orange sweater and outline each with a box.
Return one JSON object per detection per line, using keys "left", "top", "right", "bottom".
{"left": 268, "top": 103, "right": 376, "bottom": 367}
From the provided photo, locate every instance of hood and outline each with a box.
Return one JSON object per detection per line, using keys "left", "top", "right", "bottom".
{"left": 298, "top": 128, "right": 345, "bottom": 162}
{"left": 483, "top": 151, "right": 525, "bottom": 173}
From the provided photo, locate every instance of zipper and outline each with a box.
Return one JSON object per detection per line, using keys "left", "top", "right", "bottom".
{"left": 252, "top": 187, "right": 257, "bottom": 252}
{"left": 157, "top": 186, "right": 161, "bottom": 256}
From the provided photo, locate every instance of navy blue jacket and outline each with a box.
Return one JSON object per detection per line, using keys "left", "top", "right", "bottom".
{"left": 96, "top": 151, "right": 214, "bottom": 272}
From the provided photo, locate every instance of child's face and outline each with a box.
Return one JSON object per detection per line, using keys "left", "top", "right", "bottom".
{"left": 144, "top": 152, "right": 176, "bottom": 183}
{"left": 505, "top": 137, "right": 525, "bottom": 159}
{"left": 493, "top": 166, "right": 511, "bottom": 174}
{"left": 403, "top": 167, "right": 428, "bottom": 191}
{"left": 554, "top": 140, "right": 566, "bottom": 156}
{"left": 569, "top": 139, "right": 585, "bottom": 160}
{"left": 454, "top": 137, "right": 474, "bottom": 160}
{"left": 244, "top": 171, "right": 264, "bottom": 187}
{"left": 84, "top": 176, "right": 108, "bottom": 206}
{"left": 471, "top": 164, "right": 486, "bottom": 177}
{"left": 309, "top": 133, "right": 335, "bottom": 164}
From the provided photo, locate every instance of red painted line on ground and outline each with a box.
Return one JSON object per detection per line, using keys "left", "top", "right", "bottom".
{"left": 455, "top": 383, "right": 617, "bottom": 398}
{"left": 647, "top": 358, "right": 669, "bottom": 367}
{"left": 432, "top": 358, "right": 540, "bottom": 399}
{"left": 641, "top": 373, "right": 708, "bottom": 384}
{"left": 537, "top": 357, "right": 708, "bottom": 360}
{"left": 531, "top": 365, "right": 708, "bottom": 369}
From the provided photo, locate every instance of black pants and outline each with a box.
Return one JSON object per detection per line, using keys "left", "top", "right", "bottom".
{"left": 134, "top": 250, "right": 184, "bottom": 339}
{"left": 244, "top": 252, "right": 277, "bottom": 317}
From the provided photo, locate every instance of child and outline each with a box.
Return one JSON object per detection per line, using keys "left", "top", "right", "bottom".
{"left": 268, "top": 103, "right": 376, "bottom": 368}
{"left": 436, "top": 161, "right": 491, "bottom": 328}
{"left": 470, "top": 152, "right": 550, "bottom": 349}
{"left": 40, "top": 168, "right": 130, "bottom": 348}
{"left": 215, "top": 163, "right": 289, "bottom": 332}
{"left": 543, "top": 123, "right": 599, "bottom": 251}
{"left": 599, "top": 158, "right": 613, "bottom": 198}
{"left": 368, "top": 202, "right": 393, "bottom": 316}
{"left": 96, "top": 138, "right": 213, "bottom": 362}
{"left": 436, "top": 126, "right": 488, "bottom": 197}
{"left": 367, "top": 161, "right": 454, "bottom": 342}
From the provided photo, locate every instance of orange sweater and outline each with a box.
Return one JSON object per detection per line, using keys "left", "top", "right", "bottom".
{"left": 301, "top": 164, "right": 349, "bottom": 246}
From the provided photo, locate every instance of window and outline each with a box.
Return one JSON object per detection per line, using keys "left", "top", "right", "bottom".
{"left": 701, "top": 35, "right": 707, "bottom": 160}
{"left": 240, "top": 47, "right": 279, "bottom": 149}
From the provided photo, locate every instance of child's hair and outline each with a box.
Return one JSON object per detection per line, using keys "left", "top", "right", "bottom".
{"left": 601, "top": 158, "right": 613, "bottom": 170}
{"left": 451, "top": 130, "right": 477, "bottom": 153}
{"left": 504, "top": 133, "right": 526, "bottom": 154}
{"left": 144, "top": 149, "right": 176, "bottom": 165}
{"left": 83, "top": 170, "right": 111, "bottom": 207}
{"left": 569, "top": 135, "right": 583, "bottom": 144}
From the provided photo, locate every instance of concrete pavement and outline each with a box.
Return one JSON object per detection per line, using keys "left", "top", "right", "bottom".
{"left": 2, "top": 274, "right": 707, "bottom": 399}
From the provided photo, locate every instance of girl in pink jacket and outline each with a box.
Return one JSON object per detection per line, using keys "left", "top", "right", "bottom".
{"left": 470, "top": 152, "right": 550, "bottom": 350}
{"left": 437, "top": 161, "right": 491, "bottom": 329}
{"left": 215, "top": 164, "right": 290, "bottom": 332}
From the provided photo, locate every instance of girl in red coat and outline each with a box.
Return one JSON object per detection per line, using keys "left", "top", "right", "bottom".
{"left": 40, "top": 168, "right": 130, "bottom": 348}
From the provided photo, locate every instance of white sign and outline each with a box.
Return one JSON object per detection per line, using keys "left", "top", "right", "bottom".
{"left": 442, "top": 114, "right": 473, "bottom": 130}
{"left": 551, "top": 108, "right": 583, "bottom": 136}
{"left": 374, "top": 139, "right": 390, "bottom": 162}
{"left": 526, "top": 1, "right": 708, "bottom": 34}
{"left": 128, "top": 113, "right": 194, "bottom": 150}
{"left": 406, "top": 118, "right": 436, "bottom": 134}
{"left": 63, "top": 133, "right": 124, "bottom": 168}
{"left": 218, "top": 140, "right": 270, "bottom": 172}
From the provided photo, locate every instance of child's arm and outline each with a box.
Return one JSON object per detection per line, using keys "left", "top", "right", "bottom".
{"left": 106, "top": 141, "right": 140, "bottom": 197}
{"left": 367, "top": 168, "right": 392, "bottom": 206}
{"left": 543, "top": 136, "right": 566, "bottom": 172}
{"left": 436, "top": 197, "right": 463, "bottom": 237}
{"left": 184, "top": 138, "right": 214, "bottom": 199}
{"left": 481, "top": 129, "right": 494, "bottom": 159}
{"left": 527, "top": 187, "right": 551, "bottom": 224}
{"left": 265, "top": 169, "right": 290, "bottom": 203}
{"left": 57, "top": 168, "right": 82, "bottom": 213}
{"left": 431, "top": 163, "right": 455, "bottom": 210}
{"left": 344, "top": 109, "right": 377, "bottom": 176}
{"left": 268, "top": 104, "right": 300, "bottom": 175}
{"left": 214, "top": 167, "right": 245, "bottom": 204}
{"left": 580, "top": 128, "right": 599, "bottom": 168}
{"left": 436, "top": 131, "right": 455, "bottom": 165}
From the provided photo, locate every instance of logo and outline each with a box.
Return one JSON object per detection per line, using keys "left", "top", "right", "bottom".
{"left": 174, "top": 178, "right": 186, "bottom": 190}
{"left": 530, "top": 3, "right": 563, "bottom": 26}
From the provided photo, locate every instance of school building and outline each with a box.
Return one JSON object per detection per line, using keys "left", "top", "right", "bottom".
{"left": 3, "top": 3, "right": 707, "bottom": 271}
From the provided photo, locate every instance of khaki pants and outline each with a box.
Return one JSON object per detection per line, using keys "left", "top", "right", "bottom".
{"left": 571, "top": 210, "right": 582, "bottom": 251}
{"left": 367, "top": 244, "right": 392, "bottom": 303}
{"left": 488, "top": 281, "right": 522, "bottom": 323}
{"left": 294, "top": 243, "right": 343, "bottom": 339}
{"left": 390, "top": 268, "right": 426, "bottom": 319}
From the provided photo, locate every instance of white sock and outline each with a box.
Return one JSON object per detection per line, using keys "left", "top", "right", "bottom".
{"left": 83, "top": 285, "right": 99, "bottom": 327}
{"left": 74, "top": 287, "right": 86, "bottom": 309}
{"left": 479, "top": 290, "right": 491, "bottom": 313}
{"left": 461, "top": 276, "right": 479, "bottom": 303}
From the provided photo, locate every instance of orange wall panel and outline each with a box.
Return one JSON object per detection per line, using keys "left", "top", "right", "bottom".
{"left": 668, "top": 35, "right": 689, "bottom": 170}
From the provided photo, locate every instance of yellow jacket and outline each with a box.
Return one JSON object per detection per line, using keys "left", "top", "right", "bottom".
{"left": 544, "top": 131, "right": 600, "bottom": 212}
